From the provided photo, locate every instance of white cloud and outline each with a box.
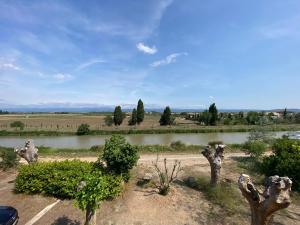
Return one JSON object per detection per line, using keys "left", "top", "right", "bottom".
{"left": 151, "top": 52, "right": 187, "bottom": 67}
{"left": 53, "top": 73, "right": 73, "bottom": 81}
{"left": 0, "top": 63, "right": 20, "bottom": 70}
{"left": 76, "top": 59, "right": 105, "bottom": 71}
{"left": 136, "top": 42, "right": 157, "bottom": 54}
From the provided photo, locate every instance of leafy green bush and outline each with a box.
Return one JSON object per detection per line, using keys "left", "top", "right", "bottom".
{"left": 10, "top": 121, "right": 25, "bottom": 130}
{"left": 15, "top": 160, "right": 94, "bottom": 198}
{"left": 242, "top": 141, "right": 267, "bottom": 158}
{"left": 77, "top": 124, "right": 90, "bottom": 135}
{"left": 101, "top": 135, "right": 139, "bottom": 181}
{"left": 261, "top": 138, "right": 300, "bottom": 191}
{"left": 0, "top": 148, "right": 19, "bottom": 170}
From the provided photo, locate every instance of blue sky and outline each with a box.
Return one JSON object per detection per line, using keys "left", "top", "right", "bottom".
{"left": 0, "top": 0, "right": 300, "bottom": 109}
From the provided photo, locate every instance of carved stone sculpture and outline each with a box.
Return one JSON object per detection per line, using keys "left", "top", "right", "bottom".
{"left": 201, "top": 144, "right": 225, "bottom": 186}
{"left": 14, "top": 139, "right": 38, "bottom": 164}
{"left": 238, "top": 174, "right": 292, "bottom": 225}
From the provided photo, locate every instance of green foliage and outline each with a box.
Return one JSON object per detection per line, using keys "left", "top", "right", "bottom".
{"left": 75, "top": 170, "right": 122, "bottom": 213}
{"left": 104, "top": 115, "right": 113, "bottom": 126}
{"left": 76, "top": 123, "right": 90, "bottom": 135}
{"left": 208, "top": 103, "right": 218, "bottom": 125}
{"left": 295, "top": 113, "right": 300, "bottom": 124}
{"left": 198, "top": 110, "right": 211, "bottom": 125}
{"left": 101, "top": 135, "right": 139, "bottom": 180}
{"left": 0, "top": 148, "right": 19, "bottom": 170}
{"left": 128, "top": 108, "right": 137, "bottom": 126}
{"left": 246, "top": 111, "right": 260, "bottom": 125}
{"left": 137, "top": 99, "right": 145, "bottom": 124}
{"left": 10, "top": 121, "right": 25, "bottom": 130}
{"left": 159, "top": 106, "right": 175, "bottom": 126}
{"left": 242, "top": 141, "right": 267, "bottom": 158}
{"left": 15, "top": 160, "right": 94, "bottom": 198}
{"left": 261, "top": 138, "right": 300, "bottom": 191}
{"left": 113, "top": 106, "right": 123, "bottom": 126}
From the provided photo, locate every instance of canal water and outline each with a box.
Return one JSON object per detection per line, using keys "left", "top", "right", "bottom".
{"left": 0, "top": 132, "right": 288, "bottom": 148}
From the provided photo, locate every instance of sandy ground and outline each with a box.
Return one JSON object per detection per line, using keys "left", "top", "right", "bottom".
{"left": 1, "top": 153, "right": 300, "bottom": 225}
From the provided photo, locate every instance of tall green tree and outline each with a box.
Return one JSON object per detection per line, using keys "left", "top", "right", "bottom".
{"left": 136, "top": 99, "right": 145, "bottom": 124}
{"left": 283, "top": 108, "right": 288, "bottom": 119}
{"left": 208, "top": 103, "right": 218, "bottom": 125}
{"left": 128, "top": 108, "right": 137, "bottom": 125}
{"left": 113, "top": 106, "right": 123, "bottom": 126}
{"left": 198, "top": 110, "right": 211, "bottom": 126}
{"left": 159, "top": 106, "right": 174, "bottom": 126}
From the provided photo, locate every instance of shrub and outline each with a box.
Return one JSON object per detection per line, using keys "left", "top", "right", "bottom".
{"left": 153, "top": 156, "right": 182, "bottom": 195}
{"left": 15, "top": 160, "right": 94, "bottom": 198}
{"left": 10, "top": 121, "right": 25, "bottom": 130}
{"left": 101, "top": 135, "right": 139, "bottom": 181}
{"left": 170, "top": 141, "right": 186, "bottom": 150}
{"left": 89, "top": 145, "right": 103, "bottom": 152}
{"left": 261, "top": 139, "right": 300, "bottom": 191}
{"left": 77, "top": 123, "right": 90, "bottom": 135}
{"left": 104, "top": 115, "right": 113, "bottom": 126}
{"left": 0, "top": 148, "right": 19, "bottom": 170}
{"left": 242, "top": 141, "right": 267, "bottom": 158}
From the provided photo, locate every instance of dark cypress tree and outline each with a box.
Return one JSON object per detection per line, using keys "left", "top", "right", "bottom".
{"left": 129, "top": 108, "right": 137, "bottom": 125}
{"left": 283, "top": 108, "right": 288, "bottom": 119}
{"left": 208, "top": 103, "right": 218, "bottom": 125}
{"left": 159, "top": 106, "right": 174, "bottom": 126}
{"left": 113, "top": 106, "right": 123, "bottom": 126}
{"left": 137, "top": 99, "right": 145, "bottom": 124}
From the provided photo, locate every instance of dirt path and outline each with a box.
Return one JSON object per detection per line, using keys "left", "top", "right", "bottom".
{"left": 22, "top": 152, "right": 247, "bottom": 165}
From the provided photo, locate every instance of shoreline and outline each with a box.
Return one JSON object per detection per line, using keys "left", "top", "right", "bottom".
{"left": 0, "top": 124, "right": 299, "bottom": 136}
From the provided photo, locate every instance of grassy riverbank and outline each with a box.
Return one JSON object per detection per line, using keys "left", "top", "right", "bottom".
{"left": 0, "top": 143, "right": 243, "bottom": 157}
{"left": 0, "top": 124, "right": 299, "bottom": 136}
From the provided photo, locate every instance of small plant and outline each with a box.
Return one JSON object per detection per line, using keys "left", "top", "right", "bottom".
{"left": 10, "top": 121, "right": 25, "bottom": 130}
{"left": 101, "top": 135, "right": 139, "bottom": 181}
{"left": 0, "top": 149, "right": 19, "bottom": 170}
{"left": 77, "top": 123, "right": 90, "bottom": 135}
{"left": 89, "top": 145, "right": 103, "bottom": 152}
{"left": 242, "top": 141, "right": 267, "bottom": 159}
{"left": 170, "top": 141, "right": 185, "bottom": 150}
{"left": 76, "top": 171, "right": 122, "bottom": 225}
{"left": 152, "top": 155, "right": 182, "bottom": 195}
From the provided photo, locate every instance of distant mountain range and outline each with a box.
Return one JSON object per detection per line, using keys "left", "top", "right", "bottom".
{"left": 1, "top": 103, "right": 299, "bottom": 113}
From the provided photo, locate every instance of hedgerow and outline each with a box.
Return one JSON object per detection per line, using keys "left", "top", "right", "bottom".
{"left": 15, "top": 160, "right": 95, "bottom": 198}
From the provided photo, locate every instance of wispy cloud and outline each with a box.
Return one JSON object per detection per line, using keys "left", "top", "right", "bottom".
{"left": 0, "top": 62, "right": 20, "bottom": 70}
{"left": 136, "top": 42, "right": 157, "bottom": 54}
{"left": 53, "top": 73, "right": 73, "bottom": 81}
{"left": 151, "top": 52, "right": 187, "bottom": 67}
{"left": 76, "top": 59, "right": 106, "bottom": 71}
